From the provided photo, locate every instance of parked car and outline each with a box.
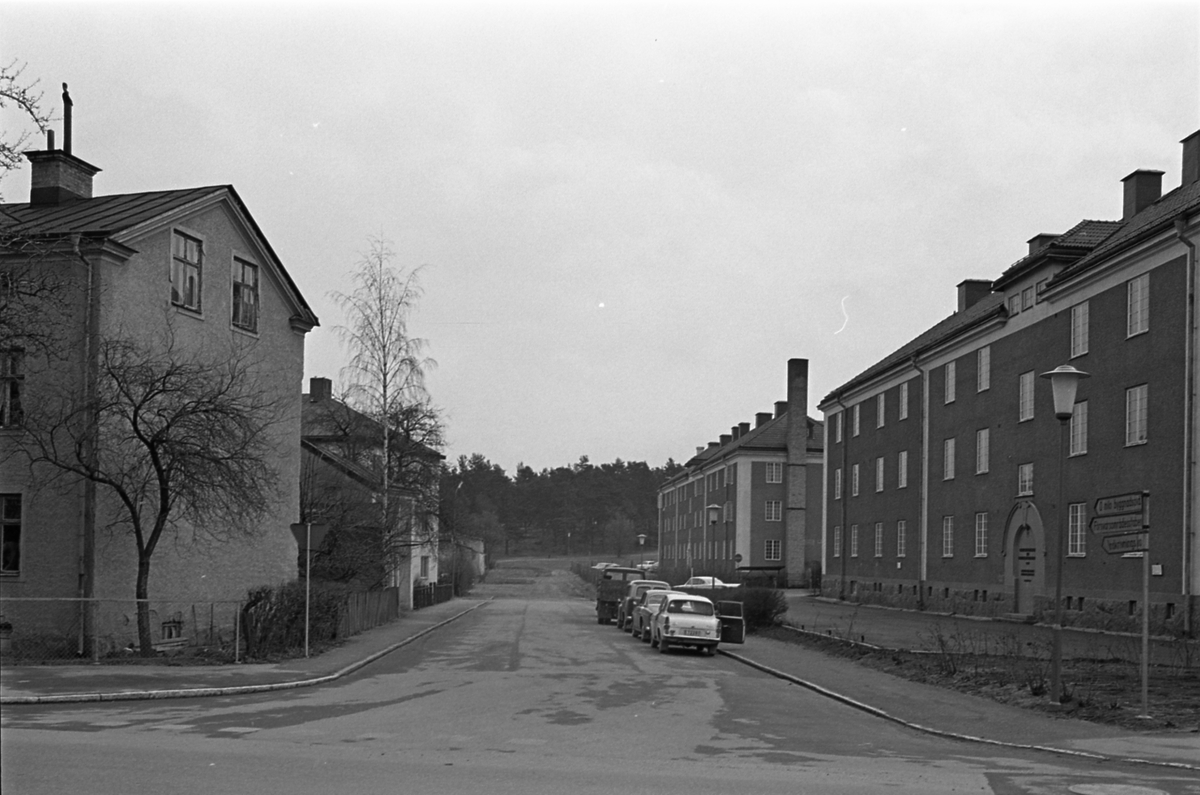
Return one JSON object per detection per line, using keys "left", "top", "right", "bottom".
{"left": 617, "top": 579, "right": 670, "bottom": 630}
{"left": 676, "top": 576, "right": 727, "bottom": 589}
{"left": 631, "top": 589, "right": 682, "bottom": 640}
{"left": 649, "top": 593, "right": 721, "bottom": 655}
{"left": 594, "top": 567, "right": 647, "bottom": 624}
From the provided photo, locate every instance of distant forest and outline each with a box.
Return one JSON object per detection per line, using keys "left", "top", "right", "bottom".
{"left": 439, "top": 454, "right": 683, "bottom": 559}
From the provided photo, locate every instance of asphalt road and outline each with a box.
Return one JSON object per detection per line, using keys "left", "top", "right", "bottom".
{"left": 2, "top": 567, "right": 1196, "bottom": 794}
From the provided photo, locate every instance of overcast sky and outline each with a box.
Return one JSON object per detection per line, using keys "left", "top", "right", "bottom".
{"left": 4, "top": 1, "right": 1197, "bottom": 475}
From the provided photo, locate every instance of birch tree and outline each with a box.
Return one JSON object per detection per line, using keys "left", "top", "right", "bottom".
{"left": 332, "top": 237, "right": 440, "bottom": 581}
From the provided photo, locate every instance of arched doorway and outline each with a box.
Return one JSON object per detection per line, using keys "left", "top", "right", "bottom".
{"left": 1005, "top": 501, "right": 1045, "bottom": 615}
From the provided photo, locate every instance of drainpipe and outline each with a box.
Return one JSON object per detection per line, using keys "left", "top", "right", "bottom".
{"left": 832, "top": 396, "right": 849, "bottom": 600}
{"left": 911, "top": 355, "right": 929, "bottom": 610}
{"left": 1177, "top": 215, "right": 1197, "bottom": 637}
{"left": 74, "top": 235, "right": 98, "bottom": 658}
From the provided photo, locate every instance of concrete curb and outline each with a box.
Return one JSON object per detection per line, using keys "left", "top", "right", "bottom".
{"left": 718, "top": 648, "right": 1199, "bottom": 772}
{"left": 1, "top": 601, "right": 491, "bottom": 705}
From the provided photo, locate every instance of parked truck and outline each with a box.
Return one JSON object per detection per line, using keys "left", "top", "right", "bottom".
{"left": 594, "top": 567, "right": 646, "bottom": 624}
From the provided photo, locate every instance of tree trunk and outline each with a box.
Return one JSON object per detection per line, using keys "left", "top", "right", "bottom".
{"left": 136, "top": 555, "right": 154, "bottom": 656}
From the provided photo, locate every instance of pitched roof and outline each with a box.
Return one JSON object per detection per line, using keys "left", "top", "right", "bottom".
{"left": 821, "top": 293, "right": 1008, "bottom": 406}
{"left": 1, "top": 186, "right": 319, "bottom": 328}
{"left": 821, "top": 176, "right": 1200, "bottom": 409}
{"left": 666, "top": 411, "right": 823, "bottom": 487}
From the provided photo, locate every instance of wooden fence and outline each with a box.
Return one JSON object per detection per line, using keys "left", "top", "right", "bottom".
{"left": 337, "top": 587, "right": 400, "bottom": 637}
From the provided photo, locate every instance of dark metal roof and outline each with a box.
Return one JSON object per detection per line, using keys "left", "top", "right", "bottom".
{"left": 1, "top": 186, "right": 319, "bottom": 328}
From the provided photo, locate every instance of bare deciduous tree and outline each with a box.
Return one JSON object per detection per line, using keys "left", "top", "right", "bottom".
{"left": 0, "top": 59, "right": 52, "bottom": 190}
{"left": 10, "top": 333, "right": 286, "bottom": 654}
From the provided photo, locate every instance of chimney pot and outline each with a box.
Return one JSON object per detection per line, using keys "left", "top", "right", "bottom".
{"left": 1122, "top": 169, "right": 1164, "bottom": 220}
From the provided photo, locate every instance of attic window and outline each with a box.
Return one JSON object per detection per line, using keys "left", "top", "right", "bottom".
{"left": 171, "top": 231, "right": 203, "bottom": 312}
{"left": 232, "top": 259, "right": 259, "bottom": 332}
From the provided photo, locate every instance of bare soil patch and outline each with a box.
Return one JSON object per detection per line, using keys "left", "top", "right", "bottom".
{"left": 759, "top": 625, "right": 1200, "bottom": 734}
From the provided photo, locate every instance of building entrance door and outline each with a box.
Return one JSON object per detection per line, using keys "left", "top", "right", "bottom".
{"left": 1006, "top": 501, "right": 1044, "bottom": 616}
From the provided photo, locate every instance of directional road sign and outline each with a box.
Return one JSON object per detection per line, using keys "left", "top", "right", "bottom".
{"left": 1101, "top": 531, "right": 1149, "bottom": 555}
{"left": 1094, "top": 492, "right": 1145, "bottom": 517}
{"left": 1089, "top": 513, "right": 1146, "bottom": 536}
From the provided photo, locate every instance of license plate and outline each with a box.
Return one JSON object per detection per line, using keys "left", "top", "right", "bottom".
{"left": 682, "top": 629, "right": 708, "bottom": 637}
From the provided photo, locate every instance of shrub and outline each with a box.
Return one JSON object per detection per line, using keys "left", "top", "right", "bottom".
{"left": 742, "top": 587, "right": 788, "bottom": 629}
{"left": 240, "top": 581, "right": 343, "bottom": 659}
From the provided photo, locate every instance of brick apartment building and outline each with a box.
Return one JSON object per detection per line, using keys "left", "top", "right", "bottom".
{"left": 819, "top": 130, "right": 1200, "bottom": 636}
{"left": 657, "top": 358, "right": 823, "bottom": 588}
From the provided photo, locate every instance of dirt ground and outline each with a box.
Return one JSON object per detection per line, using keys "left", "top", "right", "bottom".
{"left": 484, "top": 559, "right": 1200, "bottom": 734}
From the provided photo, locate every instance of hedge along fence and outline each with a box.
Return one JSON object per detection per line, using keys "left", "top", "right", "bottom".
{"left": 240, "top": 583, "right": 403, "bottom": 659}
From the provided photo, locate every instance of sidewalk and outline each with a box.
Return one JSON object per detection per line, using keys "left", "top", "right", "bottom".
{"left": 0, "top": 598, "right": 487, "bottom": 704}
{"left": 2, "top": 594, "right": 1196, "bottom": 770}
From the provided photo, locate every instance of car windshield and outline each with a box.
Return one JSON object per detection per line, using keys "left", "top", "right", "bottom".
{"left": 644, "top": 594, "right": 668, "bottom": 607}
{"left": 666, "top": 600, "right": 714, "bottom": 616}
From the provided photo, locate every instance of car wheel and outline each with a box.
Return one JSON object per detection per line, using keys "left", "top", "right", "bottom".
{"left": 658, "top": 636, "right": 670, "bottom": 654}
{"left": 632, "top": 623, "right": 641, "bottom": 640}
{"left": 650, "top": 630, "right": 659, "bottom": 648}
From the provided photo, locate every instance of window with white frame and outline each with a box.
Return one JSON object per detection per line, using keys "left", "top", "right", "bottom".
{"left": 723, "top": 501, "right": 732, "bottom": 522}
{"left": 852, "top": 404, "right": 861, "bottom": 436}
{"left": 974, "top": 512, "right": 988, "bottom": 557}
{"left": 231, "top": 258, "right": 259, "bottom": 332}
{"left": 1018, "top": 463, "right": 1034, "bottom": 496}
{"left": 834, "top": 468, "right": 842, "bottom": 500}
{"left": 899, "top": 382, "right": 909, "bottom": 419}
{"left": 1069, "top": 400, "right": 1088, "bottom": 456}
{"left": 897, "top": 450, "right": 908, "bottom": 489}
{"left": 765, "top": 538, "right": 781, "bottom": 561}
{"left": 1126, "top": 384, "right": 1148, "bottom": 445}
{"left": 896, "top": 520, "right": 907, "bottom": 557}
{"left": 1021, "top": 285, "right": 1034, "bottom": 310}
{"left": 944, "top": 360, "right": 956, "bottom": 404}
{"left": 765, "top": 500, "right": 782, "bottom": 521}
{"left": 725, "top": 466, "right": 735, "bottom": 486}
{"left": 833, "top": 526, "right": 841, "bottom": 557}
{"left": 1127, "top": 273, "right": 1149, "bottom": 337}
{"left": 851, "top": 464, "right": 859, "bottom": 496}
{"left": 877, "top": 393, "right": 886, "bottom": 428}
{"left": 171, "top": 231, "right": 203, "bottom": 311}
{"left": 0, "top": 493, "right": 20, "bottom": 576}
{"left": 850, "top": 524, "right": 859, "bottom": 557}
{"left": 1068, "top": 503, "right": 1087, "bottom": 556}
{"left": 874, "top": 522, "right": 883, "bottom": 557}
{"left": 1, "top": 349, "right": 24, "bottom": 428}
{"left": 941, "top": 516, "right": 954, "bottom": 557}
{"left": 976, "top": 428, "right": 989, "bottom": 474}
{"left": 977, "top": 346, "right": 990, "bottom": 392}
{"left": 835, "top": 411, "right": 843, "bottom": 442}
{"left": 1071, "top": 301, "right": 1089, "bottom": 358}
{"left": 765, "top": 461, "right": 783, "bottom": 483}
{"left": 1007, "top": 295, "right": 1020, "bottom": 316}
{"left": 943, "top": 437, "right": 955, "bottom": 480}
{"left": 1019, "top": 371, "right": 1035, "bottom": 421}
{"left": 875, "top": 456, "right": 884, "bottom": 492}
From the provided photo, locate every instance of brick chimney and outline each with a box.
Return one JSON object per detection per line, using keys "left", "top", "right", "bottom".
{"left": 309, "top": 377, "right": 332, "bottom": 402}
{"left": 756, "top": 412, "right": 773, "bottom": 427}
{"left": 1122, "top": 169, "right": 1164, "bottom": 220}
{"left": 774, "top": 401, "right": 787, "bottom": 418}
{"left": 730, "top": 425, "right": 740, "bottom": 440}
{"left": 25, "top": 84, "right": 101, "bottom": 205}
{"left": 785, "top": 357, "right": 810, "bottom": 586}
{"left": 738, "top": 421, "right": 750, "bottom": 436}
{"left": 720, "top": 433, "right": 732, "bottom": 446}
{"left": 956, "top": 279, "right": 992, "bottom": 312}
{"left": 1183, "top": 130, "right": 1200, "bottom": 187}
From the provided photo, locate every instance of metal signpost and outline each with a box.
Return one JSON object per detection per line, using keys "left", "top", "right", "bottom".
{"left": 1089, "top": 491, "right": 1150, "bottom": 717}
{"left": 290, "top": 523, "right": 330, "bottom": 658}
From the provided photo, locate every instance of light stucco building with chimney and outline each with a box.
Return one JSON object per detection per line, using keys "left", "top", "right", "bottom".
{"left": 0, "top": 100, "right": 318, "bottom": 654}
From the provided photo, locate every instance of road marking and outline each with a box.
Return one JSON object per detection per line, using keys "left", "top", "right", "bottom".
{"left": 217, "top": 727, "right": 260, "bottom": 734}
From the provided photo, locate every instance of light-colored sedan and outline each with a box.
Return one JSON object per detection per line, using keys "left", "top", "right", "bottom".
{"left": 649, "top": 593, "right": 721, "bottom": 655}
{"left": 676, "top": 576, "right": 727, "bottom": 589}
{"left": 630, "top": 589, "right": 682, "bottom": 641}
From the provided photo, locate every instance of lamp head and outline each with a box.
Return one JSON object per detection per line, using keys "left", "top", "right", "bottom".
{"left": 1039, "top": 364, "right": 1090, "bottom": 420}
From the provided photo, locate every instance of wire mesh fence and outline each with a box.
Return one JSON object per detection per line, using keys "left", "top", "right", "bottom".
{"left": 0, "top": 586, "right": 409, "bottom": 664}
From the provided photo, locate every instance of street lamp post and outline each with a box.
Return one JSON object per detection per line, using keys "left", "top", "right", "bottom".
{"left": 1039, "top": 364, "right": 1089, "bottom": 703}
{"left": 706, "top": 504, "right": 720, "bottom": 575}
{"left": 637, "top": 533, "right": 647, "bottom": 566}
